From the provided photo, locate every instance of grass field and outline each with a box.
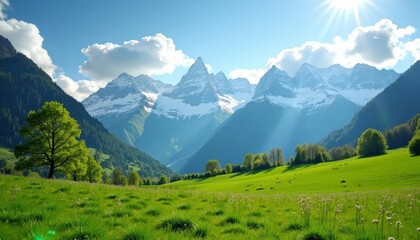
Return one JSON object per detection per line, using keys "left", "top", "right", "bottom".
{"left": 0, "top": 148, "right": 419, "bottom": 239}
{"left": 167, "top": 148, "right": 420, "bottom": 194}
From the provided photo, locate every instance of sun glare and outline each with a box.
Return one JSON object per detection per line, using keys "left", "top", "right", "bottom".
{"left": 327, "top": 0, "right": 369, "bottom": 25}
{"left": 330, "top": 0, "right": 364, "bottom": 10}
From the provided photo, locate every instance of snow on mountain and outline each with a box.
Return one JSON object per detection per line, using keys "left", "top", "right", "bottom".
{"left": 83, "top": 73, "right": 171, "bottom": 117}
{"left": 253, "top": 63, "right": 400, "bottom": 111}
{"left": 154, "top": 57, "right": 255, "bottom": 118}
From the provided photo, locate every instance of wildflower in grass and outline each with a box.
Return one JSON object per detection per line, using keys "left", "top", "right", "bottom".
{"left": 333, "top": 204, "right": 342, "bottom": 231}
{"left": 395, "top": 221, "right": 403, "bottom": 239}
{"left": 373, "top": 219, "right": 379, "bottom": 224}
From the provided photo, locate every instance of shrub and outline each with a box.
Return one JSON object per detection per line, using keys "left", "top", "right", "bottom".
{"left": 356, "top": 128, "right": 388, "bottom": 157}
{"left": 409, "top": 136, "right": 420, "bottom": 155}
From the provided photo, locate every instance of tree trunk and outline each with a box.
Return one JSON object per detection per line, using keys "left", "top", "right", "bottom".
{"left": 48, "top": 163, "right": 55, "bottom": 178}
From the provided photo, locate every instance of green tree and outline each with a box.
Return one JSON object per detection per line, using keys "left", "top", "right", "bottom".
{"left": 158, "top": 175, "right": 169, "bottom": 185}
{"left": 225, "top": 163, "right": 233, "bottom": 174}
{"left": 409, "top": 136, "right": 420, "bottom": 155}
{"left": 329, "top": 145, "right": 356, "bottom": 161}
{"left": 14, "top": 101, "right": 89, "bottom": 179}
{"left": 144, "top": 178, "right": 152, "bottom": 185}
{"left": 205, "top": 159, "right": 221, "bottom": 175}
{"left": 356, "top": 128, "right": 388, "bottom": 157}
{"left": 120, "top": 175, "right": 128, "bottom": 186}
{"left": 262, "top": 153, "right": 270, "bottom": 168}
{"left": 111, "top": 168, "right": 124, "bottom": 185}
{"left": 128, "top": 171, "right": 140, "bottom": 186}
{"left": 102, "top": 171, "right": 111, "bottom": 184}
{"left": 409, "top": 119, "right": 420, "bottom": 156}
{"left": 85, "top": 156, "right": 102, "bottom": 183}
{"left": 244, "top": 153, "right": 255, "bottom": 170}
{"left": 65, "top": 157, "right": 87, "bottom": 181}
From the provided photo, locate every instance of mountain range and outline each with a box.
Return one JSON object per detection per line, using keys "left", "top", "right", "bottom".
{"left": 321, "top": 60, "right": 420, "bottom": 149}
{"left": 0, "top": 35, "right": 173, "bottom": 178}
{"left": 83, "top": 56, "right": 399, "bottom": 173}
{"left": 180, "top": 62, "right": 399, "bottom": 172}
{"left": 83, "top": 57, "right": 256, "bottom": 170}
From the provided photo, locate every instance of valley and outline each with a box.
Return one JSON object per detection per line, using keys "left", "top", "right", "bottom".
{"left": 0, "top": 148, "right": 419, "bottom": 239}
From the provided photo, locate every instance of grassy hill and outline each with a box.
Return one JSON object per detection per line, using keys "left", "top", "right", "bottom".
{"left": 0, "top": 148, "right": 419, "bottom": 239}
{"left": 168, "top": 148, "right": 420, "bottom": 194}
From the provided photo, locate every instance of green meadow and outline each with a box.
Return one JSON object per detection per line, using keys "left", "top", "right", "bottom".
{"left": 0, "top": 148, "right": 419, "bottom": 240}
{"left": 167, "top": 148, "right": 420, "bottom": 194}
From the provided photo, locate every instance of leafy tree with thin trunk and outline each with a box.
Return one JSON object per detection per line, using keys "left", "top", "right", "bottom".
{"left": 158, "top": 175, "right": 169, "bottom": 185}
{"left": 205, "top": 159, "right": 221, "bottom": 175}
{"left": 356, "top": 128, "right": 388, "bottom": 157}
{"left": 225, "top": 163, "right": 233, "bottom": 174}
{"left": 65, "top": 157, "right": 87, "bottom": 181}
{"left": 244, "top": 153, "right": 254, "bottom": 170}
{"left": 14, "top": 101, "right": 89, "bottom": 179}
{"left": 85, "top": 156, "right": 102, "bottom": 183}
{"left": 111, "top": 168, "right": 124, "bottom": 185}
{"left": 128, "top": 171, "right": 140, "bottom": 186}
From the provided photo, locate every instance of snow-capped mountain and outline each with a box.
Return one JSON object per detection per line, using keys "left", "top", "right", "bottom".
{"left": 83, "top": 57, "right": 256, "bottom": 170}
{"left": 83, "top": 73, "right": 171, "bottom": 117}
{"left": 84, "top": 58, "right": 398, "bottom": 173}
{"left": 138, "top": 58, "right": 255, "bottom": 170}
{"left": 180, "top": 63, "right": 399, "bottom": 173}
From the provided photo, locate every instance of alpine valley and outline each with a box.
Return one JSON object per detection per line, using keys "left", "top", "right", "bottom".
{"left": 83, "top": 57, "right": 399, "bottom": 172}
{"left": 0, "top": 36, "right": 173, "bottom": 178}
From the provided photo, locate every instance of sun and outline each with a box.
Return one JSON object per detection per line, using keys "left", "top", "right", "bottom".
{"left": 326, "top": 0, "right": 370, "bottom": 25}
{"left": 329, "top": 0, "right": 365, "bottom": 10}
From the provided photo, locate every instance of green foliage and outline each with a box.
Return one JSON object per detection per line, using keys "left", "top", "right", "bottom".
{"left": 120, "top": 175, "right": 128, "bottom": 186}
{"left": 128, "top": 171, "right": 140, "bottom": 186}
{"left": 244, "top": 153, "right": 254, "bottom": 170}
{"left": 269, "top": 148, "right": 286, "bottom": 166}
{"left": 0, "top": 51, "right": 173, "bottom": 178}
{"left": 328, "top": 145, "right": 356, "bottom": 161}
{"left": 225, "top": 163, "right": 233, "bottom": 174}
{"left": 65, "top": 157, "right": 88, "bottom": 181}
{"left": 204, "top": 159, "right": 221, "bottom": 175}
{"left": 158, "top": 176, "right": 169, "bottom": 185}
{"left": 85, "top": 156, "right": 102, "bottom": 183}
{"left": 384, "top": 123, "right": 414, "bottom": 149}
{"left": 294, "top": 144, "right": 331, "bottom": 165}
{"left": 356, "top": 128, "right": 388, "bottom": 157}
{"left": 111, "top": 168, "right": 124, "bottom": 185}
{"left": 14, "top": 101, "right": 90, "bottom": 179}
{"left": 409, "top": 118, "right": 420, "bottom": 156}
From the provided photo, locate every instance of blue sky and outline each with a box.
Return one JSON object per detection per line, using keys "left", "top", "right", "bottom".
{"left": 0, "top": 0, "right": 419, "bottom": 100}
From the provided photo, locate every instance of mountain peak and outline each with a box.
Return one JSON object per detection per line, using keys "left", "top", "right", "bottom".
{"left": 186, "top": 57, "right": 208, "bottom": 75}
{"left": 117, "top": 72, "right": 132, "bottom": 78}
{"left": 0, "top": 35, "right": 17, "bottom": 59}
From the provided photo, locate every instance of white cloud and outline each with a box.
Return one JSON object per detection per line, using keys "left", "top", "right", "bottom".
{"left": 0, "top": 18, "right": 56, "bottom": 77}
{"left": 231, "top": 19, "right": 419, "bottom": 81}
{"left": 405, "top": 39, "right": 420, "bottom": 60}
{"left": 266, "top": 41, "right": 337, "bottom": 77}
{"left": 229, "top": 68, "right": 266, "bottom": 84}
{"left": 54, "top": 75, "right": 106, "bottom": 102}
{"left": 79, "top": 33, "right": 194, "bottom": 81}
{"left": 0, "top": 0, "right": 9, "bottom": 20}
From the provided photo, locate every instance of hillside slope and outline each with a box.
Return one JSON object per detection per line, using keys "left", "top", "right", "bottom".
{"left": 169, "top": 148, "right": 420, "bottom": 193}
{"left": 322, "top": 60, "right": 420, "bottom": 149}
{"left": 0, "top": 35, "right": 172, "bottom": 177}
